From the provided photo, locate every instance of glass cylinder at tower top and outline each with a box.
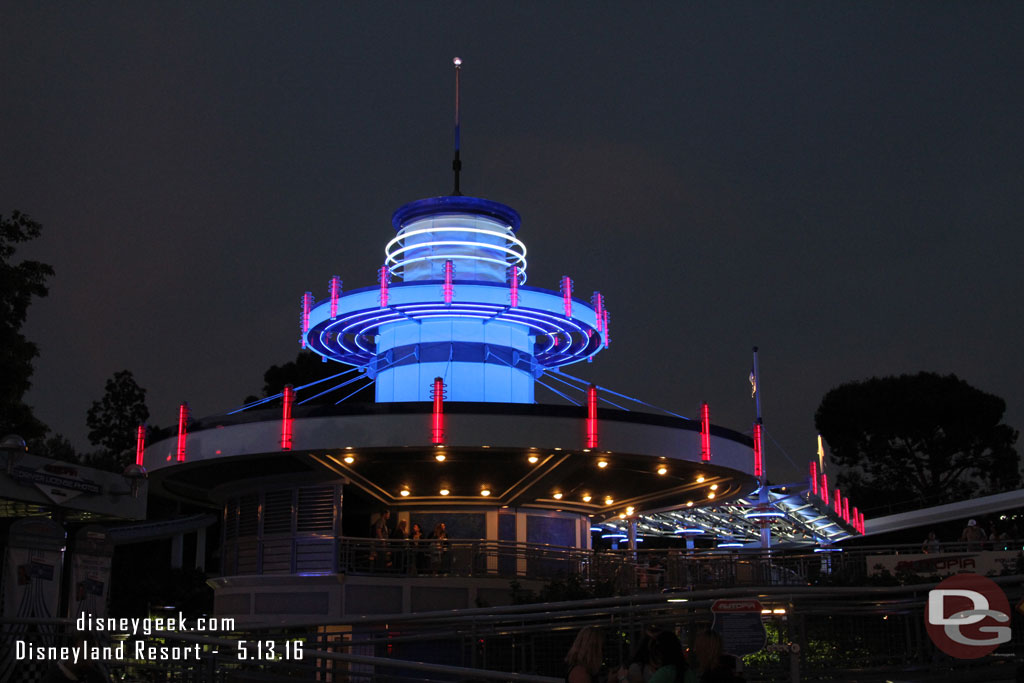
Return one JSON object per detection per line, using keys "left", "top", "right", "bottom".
{"left": 301, "top": 194, "right": 608, "bottom": 405}
{"left": 377, "top": 196, "right": 533, "bottom": 403}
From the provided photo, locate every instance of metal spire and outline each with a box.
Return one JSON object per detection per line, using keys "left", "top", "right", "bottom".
{"left": 452, "top": 57, "right": 462, "bottom": 195}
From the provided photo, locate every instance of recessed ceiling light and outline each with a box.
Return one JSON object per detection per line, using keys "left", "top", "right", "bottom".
{"left": 597, "top": 461, "right": 608, "bottom": 469}
{"left": 343, "top": 456, "right": 355, "bottom": 464}
{"left": 435, "top": 453, "right": 446, "bottom": 462}
{"left": 696, "top": 475, "right": 705, "bottom": 483}
{"left": 528, "top": 455, "right": 539, "bottom": 464}
{"left": 708, "top": 492, "right": 716, "bottom": 499}
{"left": 480, "top": 488, "right": 491, "bottom": 497}
{"left": 605, "top": 496, "right": 614, "bottom": 505}
{"left": 686, "top": 501, "right": 694, "bottom": 507}
{"left": 400, "top": 489, "right": 410, "bottom": 497}
{"left": 626, "top": 506, "right": 635, "bottom": 515}
{"left": 553, "top": 492, "right": 563, "bottom": 500}
{"left": 582, "top": 494, "right": 592, "bottom": 503}
{"left": 710, "top": 484, "right": 718, "bottom": 491}
{"left": 657, "top": 466, "right": 668, "bottom": 475}
{"left": 439, "top": 488, "right": 450, "bottom": 496}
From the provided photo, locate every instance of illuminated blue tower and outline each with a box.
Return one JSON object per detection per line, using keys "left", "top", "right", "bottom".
{"left": 301, "top": 59, "right": 608, "bottom": 403}
{"left": 301, "top": 195, "right": 608, "bottom": 403}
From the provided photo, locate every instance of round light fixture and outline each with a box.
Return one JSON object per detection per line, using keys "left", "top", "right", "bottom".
{"left": 435, "top": 453, "right": 446, "bottom": 462}
{"left": 582, "top": 494, "right": 592, "bottom": 503}
{"left": 343, "top": 456, "right": 355, "bottom": 464}
{"left": 439, "top": 488, "right": 450, "bottom": 496}
{"left": 553, "top": 492, "right": 563, "bottom": 500}
{"left": 597, "top": 460, "right": 608, "bottom": 469}
{"left": 710, "top": 484, "right": 719, "bottom": 491}
{"left": 480, "top": 488, "right": 491, "bottom": 497}
{"left": 696, "top": 475, "right": 705, "bottom": 483}
{"left": 528, "top": 455, "right": 539, "bottom": 464}
{"left": 657, "top": 466, "right": 668, "bottom": 475}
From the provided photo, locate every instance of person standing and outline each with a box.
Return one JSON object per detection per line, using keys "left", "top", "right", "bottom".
{"left": 647, "top": 631, "right": 687, "bottom": 683}
{"left": 565, "top": 626, "right": 604, "bottom": 683}
{"left": 371, "top": 509, "right": 392, "bottom": 568}
{"left": 391, "top": 518, "right": 409, "bottom": 571}
{"left": 960, "top": 519, "right": 986, "bottom": 551}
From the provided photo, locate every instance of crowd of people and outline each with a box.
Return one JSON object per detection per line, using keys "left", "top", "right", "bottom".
{"left": 368, "top": 509, "right": 451, "bottom": 572}
{"left": 565, "top": 625, "right": 744, "bottom": 683}
{"left": 920, "top": 517, "right": 1021, "bottom": 553}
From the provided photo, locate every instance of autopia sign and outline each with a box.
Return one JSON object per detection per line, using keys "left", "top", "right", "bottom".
{"left": 925, "top": 573, "right": 1011, "bottom": 659}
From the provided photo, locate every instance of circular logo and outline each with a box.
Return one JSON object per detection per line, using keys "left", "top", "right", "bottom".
{"left": 925, "top": 573, "right": 1011, "bottom": 659}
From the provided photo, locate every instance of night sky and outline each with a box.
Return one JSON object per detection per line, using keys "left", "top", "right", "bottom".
{"left": 3, "top": 3, "right": 1022, "bottom": 485}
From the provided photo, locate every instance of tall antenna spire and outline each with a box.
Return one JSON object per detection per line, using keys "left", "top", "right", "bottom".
{"left": 452, "top": 57, "right": 462, "bottom": 195}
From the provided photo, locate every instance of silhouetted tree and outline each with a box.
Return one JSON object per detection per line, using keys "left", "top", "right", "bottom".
{"left": 0, "top": 211, "right": 54, "bottom": 442}
{"left": 815, "top": 372, "right": 1019, "bottom": 512}
{"left": 245, "top": 350, "right": 373, "bottom": 406}
{"left": 85, "top": 370, "right": 150, "bottom": 470}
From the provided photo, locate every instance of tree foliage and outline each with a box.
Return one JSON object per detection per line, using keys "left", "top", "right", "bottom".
{"left": 0, "top": 211, "right": 54, "bottom": 441}
{"left": 815, "top": 372, "right": 1020, "bottom": 512}
{"left": 86, "top": 370, "right": 150, "bottom": 470}
{"left": 246, "top": 350, "right": 373, "bottom": 406}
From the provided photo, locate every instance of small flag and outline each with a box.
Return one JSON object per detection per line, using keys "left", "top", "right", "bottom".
{"left": 749, "top": 368, "right": 757, "bottom": 397}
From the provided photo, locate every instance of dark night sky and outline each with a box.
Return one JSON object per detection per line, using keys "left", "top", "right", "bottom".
{"left": 3, "top": 2, "right": 1022, "bottom": 485}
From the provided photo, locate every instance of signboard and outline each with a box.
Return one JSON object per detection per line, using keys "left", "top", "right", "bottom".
{"left": 11, "top": 461, "right": 102, "bottom": 505}
{"left": 0, "top": 450, "right": 146, "bottom": 519}
{"left": 0, "top": 519, "right": 66, "bottom": 683}
{"left": 867, "top": 551, "right": 1020, "bottom": 578}
{"left": 711, "top": 599, "right": 767, "bottom": 656}
{"left": 67, "top": 526, "right": 115, "bottom": 622}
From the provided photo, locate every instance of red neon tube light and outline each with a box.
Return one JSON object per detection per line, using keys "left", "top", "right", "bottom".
{"left": 431, "top": 377, "right": 445, "bottom": 444}
{"left": 586, "top": 384, "right": 599, "bottom": 448}
{"left": 300, "top": 292, "right": 313, "bottom": 349}
{"left": 700, "top": 403, "right": 711, "bottom": 462}
{"left": 176, "top": 402, "right": 189, "bottom": 462}
{"left": 135, "top": 425, "right": 146, "bottom": 466}
{"left": 860, "top": 512, "right": 866, "bottom": 533}
{"left": 281, "top": 385, "right": 295, "bottom": 451}
{"left": 810, "top": 460, "right": 818, "bottom": 496}
{"left": 842, "top": 497, "right": 850, "bottom": 522}
{"left": 592, "top": 292, "right": 605, "bottom": 333}
{"left": 752, "top": 423, "right": 763, "bottom": 477}
{"left": 509, "top": 266, "right": 519, "bottom": 307}
{"left": 329, "top": 276, "right": 342, "bottom": 320}
{"left": 561, "top": 276, "right": 573, "bottom": 318}
{"left": 834, "top": 488, "right": 841, "bottom": 515}
{"left": 851, "top": 506, "right": 859, "bottom": 532}
{"left": 821, "top": 473, "right": 829, "bottom": 505}
{"left": 379, "top": 265, "right": 391, "bottom": 307}
{"left": 443, "top": 259, "right": 454, "bottom": 305}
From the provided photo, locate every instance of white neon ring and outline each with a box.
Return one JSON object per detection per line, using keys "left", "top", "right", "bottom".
{"left": 386, "top": 225, "right": 519, "bottom": 254}
{"left": 386, "top": 248, "right": 527, "bottom": 276}
{"left": 387, "top": 239, "right": 525, "bottom": 262}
